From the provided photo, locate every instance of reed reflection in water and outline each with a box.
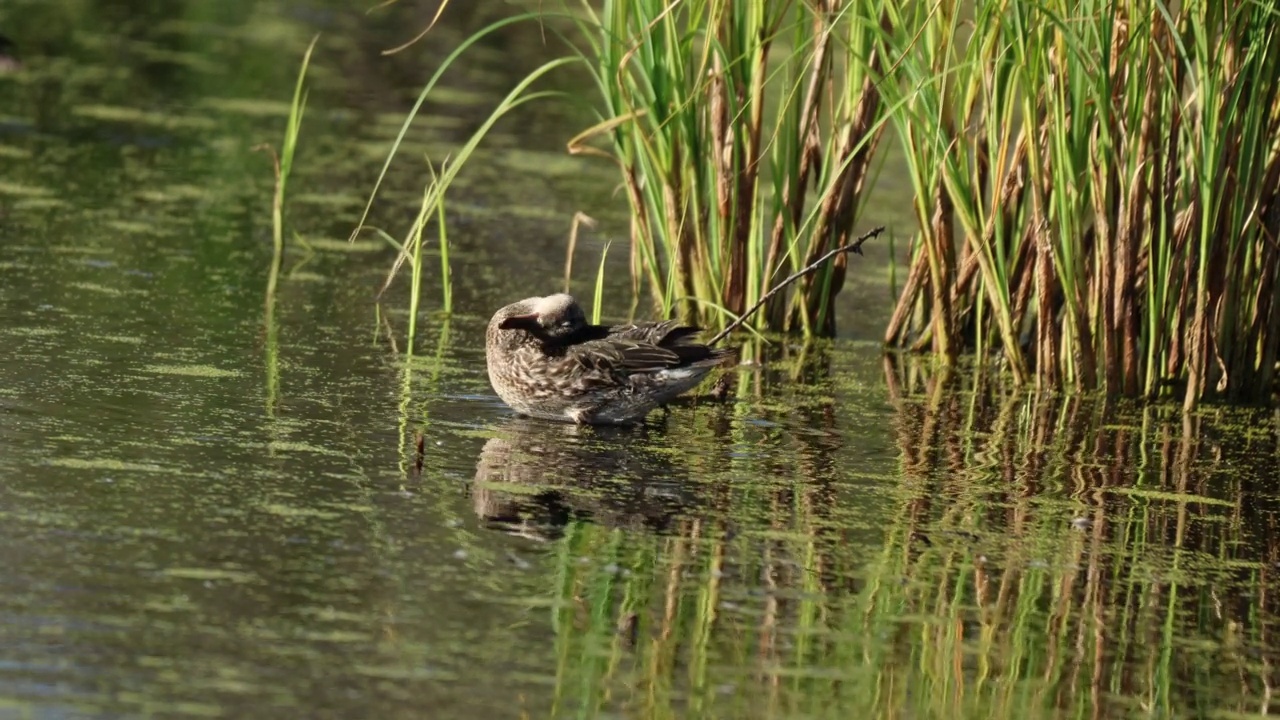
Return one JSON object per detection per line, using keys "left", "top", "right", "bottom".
{"left": 467, "top": 358, "right": 1280, "bottom": 719}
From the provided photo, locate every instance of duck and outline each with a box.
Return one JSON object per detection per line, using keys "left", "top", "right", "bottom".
{"left": 485, "top": 294, "right": 735, "bottom": 424}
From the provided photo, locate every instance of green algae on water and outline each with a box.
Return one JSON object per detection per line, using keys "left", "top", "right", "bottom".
{"left": 0, "top": 181, "right": 55, "bottom": 198}
{"left": 143, "top": 364, "right": 242, "bottom": 378}
{"left": 259, "top": 503, "right": 342, "bottom": 520}
{"left": 199, "top": 97, "right": 296, "bottom": 117}
{"left": 265, "top": 441, "right": 348, "bottom": 456}
{"left": 305, "top": 238, "right": 383, "bottom": 253}
{"left": 161, "top": 567, "right": 258, "bottom": 583}
{"left": 51, "top": 458, "right": 167, "bottom": 472}
{"left": 72, "top": 104, "right": 219, "bottom": 130}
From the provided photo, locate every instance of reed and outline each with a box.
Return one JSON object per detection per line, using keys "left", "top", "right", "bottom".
{"left": 361, "top": 0, "right": 1278, "bottom": 401}
{"left": 563, "top": 0, "right": 888, "bottom": 337}
{"left": 879, "top": 0, "right": 1280, "bottom": 406}
{"left": 383, "top": 161, "right": 450, "bottom": 350}
{"left": 265, "top": 35, "right": 317, "bottom": 264}
{"left": 262, "top": 35, "right": 317, "bottom": 418}
{"left": 351, "top": 15, "right": 574, "bottom": 346}
{"left": 591, "top": 240, "right": 611, "bottom": 324}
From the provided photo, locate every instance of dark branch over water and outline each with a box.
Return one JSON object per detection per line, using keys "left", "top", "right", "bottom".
{"left": 708, "top": 226, "right": 884, "bottom": 346}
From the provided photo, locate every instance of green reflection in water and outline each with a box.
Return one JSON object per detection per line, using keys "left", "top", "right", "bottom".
{"left": 474, "top": 384, "right": 1280, "bottom": 720}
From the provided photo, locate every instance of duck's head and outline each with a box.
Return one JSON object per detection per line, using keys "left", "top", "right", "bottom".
{"left": 490, "top": 293, "right": 588, "bottom": 343}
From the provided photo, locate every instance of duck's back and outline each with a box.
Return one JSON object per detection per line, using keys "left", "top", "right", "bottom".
{"left": 505, "top": 320, "right": 732, "bottom": 424}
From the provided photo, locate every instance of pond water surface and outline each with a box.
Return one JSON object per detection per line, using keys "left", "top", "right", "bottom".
{"left": 2, "top": 2, "right": 1280, "bottom": 719}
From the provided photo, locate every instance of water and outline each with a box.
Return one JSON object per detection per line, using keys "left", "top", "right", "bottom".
{"left": 2, "top": 2, "right": 1280, "bottom": 718}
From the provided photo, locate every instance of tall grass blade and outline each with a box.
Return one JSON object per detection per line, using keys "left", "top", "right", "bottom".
{"left": 592, "top": 240, "right": 611, "bottom": 325}
{"left": 274, "top": 34, "right": 318, "bottom": 255}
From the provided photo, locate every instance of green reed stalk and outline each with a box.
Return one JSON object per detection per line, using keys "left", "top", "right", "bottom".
{"left": 398, "top": 160, "right": 453, "bottom": 349}
{"left": 592, "top": 241, "right": 610, "bottom": 325}
{"left": 405, "top": 181, "right": 429, "bottom": 347}
{"left": 436, "top": 184, "right": 452, "bottom": 315}
{"left": 564, "top": 0, "right": 886, "bottom": 337}
{"left": 263, "top": 261, "right": 281, "bottom": 417}
{"left": 262, "top": 36, "right": 318, "bottom": 419}
{"left": 272, "top": 35, "right": 317, "bottom": 259}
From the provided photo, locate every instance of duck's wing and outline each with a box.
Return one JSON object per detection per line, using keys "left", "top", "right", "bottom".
{"left": 603, "top": 319, "right": 711, "bottom": 348}
{"left": 548, "top": 319, "right": 734, "bottom": 390}
{"left": 566, "top": 338, "right": 681, "bottom": 378}
{"left": 559, "top": 333, "right": 731, "bottom": 387}
{"left": 559, "top": 320, "right": 682, "bottom": 346}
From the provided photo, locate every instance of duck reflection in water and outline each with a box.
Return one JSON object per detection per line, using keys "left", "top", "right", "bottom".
{"left": 471, "top": 418, "right": 703, "bottom": 540}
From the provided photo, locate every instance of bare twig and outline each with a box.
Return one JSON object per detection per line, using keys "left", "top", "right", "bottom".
{"left": 378, "top": 0, "right": 450, "bottom": 56}
{"left": 563, "top": 212, "right": 598, "bottom": 293}
{"left": 708, "top": 226, "right": 883, "bottom": 346}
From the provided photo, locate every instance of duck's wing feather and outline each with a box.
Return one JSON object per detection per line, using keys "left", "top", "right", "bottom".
{"left": 542, "top": 319, "right": 734, "bottom": 392}
{"left": 603, "top": 320, "right": 693, "bottom": 346}
{"left": 564, "top": 320, "right": 686, "bottom": 345}
{"left": 602, "top": 321, "right": 733, "bottom": 364}
{"left": 543, "top": 335, "right": 728, "bottom": 392}
{"left": 571, "top": 338, "right": 684, "bottom": 375}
